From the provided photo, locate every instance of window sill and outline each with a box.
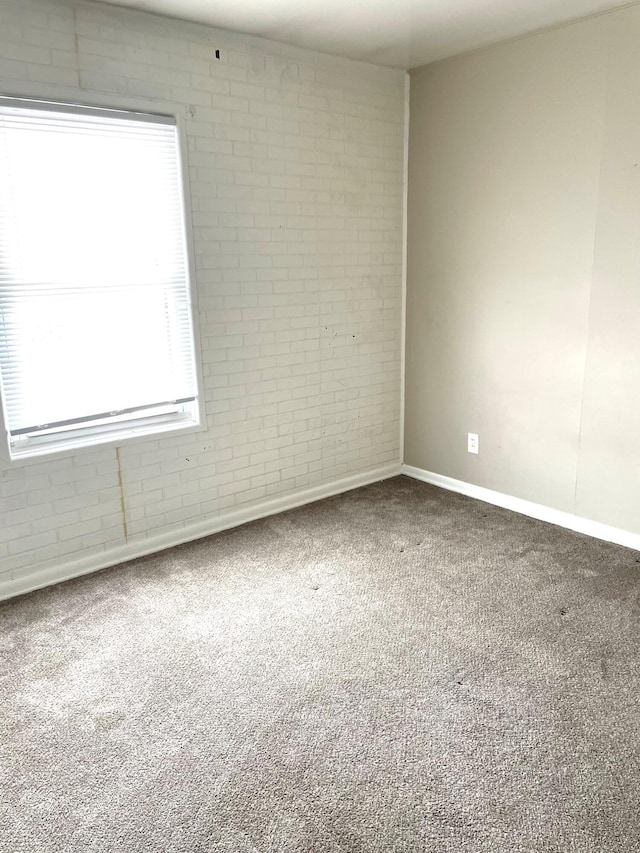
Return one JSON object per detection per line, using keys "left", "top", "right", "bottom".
{"left": 1, "top": 412, "right": 205, "bottom": 468}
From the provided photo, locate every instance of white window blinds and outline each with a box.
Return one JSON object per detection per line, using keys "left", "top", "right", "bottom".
{"left": 0, "top": 99, "right": 199, "bottom": 460}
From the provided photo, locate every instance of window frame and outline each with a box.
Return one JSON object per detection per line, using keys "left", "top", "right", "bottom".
{"left": 0, "top": 91, "right": 205, "bottom": 467}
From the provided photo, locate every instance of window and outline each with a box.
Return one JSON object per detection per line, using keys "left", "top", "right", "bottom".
{"left": 0, "top": 98, "right": 200, "bottom": 462}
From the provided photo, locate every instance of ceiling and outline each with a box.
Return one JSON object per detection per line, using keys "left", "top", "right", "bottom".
{"left": 103, "top": 0, "right": 632, "bottom": 69}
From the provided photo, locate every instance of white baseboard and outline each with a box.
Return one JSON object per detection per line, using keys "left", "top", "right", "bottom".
{"left": 401, "top": 464, "right": 640, "bottom": 553}
{"left": 2, "top": 463, "right": 401, "bottom": 602}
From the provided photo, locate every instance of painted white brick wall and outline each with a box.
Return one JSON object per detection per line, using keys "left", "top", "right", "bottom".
{"left": 0, "top": 0, "right": 405, "bottom": 595}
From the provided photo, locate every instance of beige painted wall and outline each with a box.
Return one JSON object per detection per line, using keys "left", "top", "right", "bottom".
{"left": 406, "top": 6, "right": 640, "bottom": 534}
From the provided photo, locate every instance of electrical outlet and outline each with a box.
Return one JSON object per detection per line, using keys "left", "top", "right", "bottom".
{"left": 468, "top": 433, "right": 479, "bottom": 454}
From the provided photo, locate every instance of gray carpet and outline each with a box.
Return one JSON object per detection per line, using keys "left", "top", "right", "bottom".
{"left": 2, "top": 476, "right": 640, "bottom": 852}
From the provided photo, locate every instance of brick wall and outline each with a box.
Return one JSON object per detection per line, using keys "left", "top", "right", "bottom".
{"left": 0, "top": 0, "right": 406, "bottom": 596}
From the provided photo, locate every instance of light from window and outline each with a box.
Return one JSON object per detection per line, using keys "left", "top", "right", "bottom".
{"left": 0, "top": 98, "right": 200, "bottom": 461}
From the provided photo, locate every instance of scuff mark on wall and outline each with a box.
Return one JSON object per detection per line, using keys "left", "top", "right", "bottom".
{"left": 115, "top": 446, "right": 128, "bottom": 542}
{"left": 72, "top": 5, "right": 81, "bottom": 90}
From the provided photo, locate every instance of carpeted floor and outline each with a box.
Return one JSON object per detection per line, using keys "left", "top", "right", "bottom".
{"left": 1, "top": 476, "right": 640, "bottom": 852}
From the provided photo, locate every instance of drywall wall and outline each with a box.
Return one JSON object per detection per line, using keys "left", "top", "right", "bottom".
{"left": 574, "top": 7, "right": 640, "bottom": 534}
{"left": 0, "top": 0, "right": 405, "bottom": 598}
{"left": 406, "top": 6, "right": 640, "bottom": 535}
